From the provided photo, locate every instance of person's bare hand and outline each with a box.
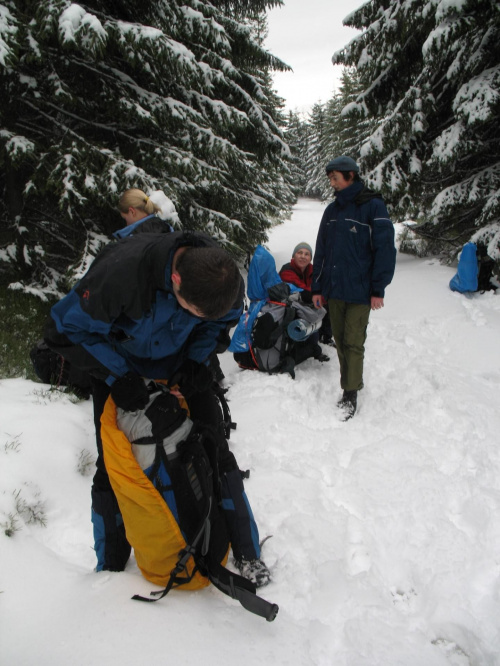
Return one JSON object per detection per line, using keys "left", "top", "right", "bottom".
{"left": 312, "top": 294, "right": 323, "bottom": 309}
{"left": 371, "top": 296, "right": 384, "bottom": 311}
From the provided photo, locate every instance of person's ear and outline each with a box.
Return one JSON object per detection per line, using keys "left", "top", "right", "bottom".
{"left": 171, "top": 272, "right": 181, "bottom": 287}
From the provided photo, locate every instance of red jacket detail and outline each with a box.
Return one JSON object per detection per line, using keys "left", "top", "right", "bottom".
{"left": 279, "top": 259, "right": 313, "bottom": 291}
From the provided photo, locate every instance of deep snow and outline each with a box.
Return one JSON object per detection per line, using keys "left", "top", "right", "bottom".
{"left": 1, "top": 198, "right": 500, "bottom": 666}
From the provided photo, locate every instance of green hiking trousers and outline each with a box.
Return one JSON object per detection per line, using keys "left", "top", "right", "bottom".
{"left": 328, "top": 299, "right": 371, "bottom": 391}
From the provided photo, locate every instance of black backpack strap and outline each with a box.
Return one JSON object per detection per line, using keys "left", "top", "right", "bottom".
{"left": 206, "top": 560, "right": 279, "bottom": 622}
{"left": 132, "top": 495, "right": 212, "bottom": 603}
{"left": 211, "top": 381, "right": 237, "bottom": 439}
{"left": 133, "top": 541, "right": 280, "bottom": 622}
{"left": 276, "top": 303, "right": 297, "bottom": 369}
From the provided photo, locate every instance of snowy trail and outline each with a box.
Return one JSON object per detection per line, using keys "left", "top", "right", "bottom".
{"left": 1, "top": 198, "right": 500, "bottom": 666}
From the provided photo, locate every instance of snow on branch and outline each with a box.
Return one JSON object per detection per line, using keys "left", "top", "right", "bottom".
{"left": 58, "top": 4, "right": 107, "bottom": 56}
{"left": 0, "top": 131, "right": 36, "bottom": 167}
{"left": 430, "top": 163, "right": 500, "bottom": 219}
{"left": 431, "top": 120, "right": 466, "bottom": 162}
{"left": 453, "top": 66, "right": 500, "bottom": 125}
{"left": 0, "top": 3, "right": 18, "bottom": 67}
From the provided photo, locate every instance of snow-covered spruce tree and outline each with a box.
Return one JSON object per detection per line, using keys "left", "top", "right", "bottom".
{"left": 308, "top": 68, "right": 377, "bottom": 202}
{"left": 0, "top": 0, "right": 292, "bottom": 296}
{"left": 326, "top": 68, "right": 376, "bottom": 170}
{"left": 306, "top": 96, "right": 342, "bottom": 201}
{"left": 335, "top": 0, "right": 500, "bottom": 263}
{"left": 210, "top": 0, "right": 283, "bottom": 15}
{"left": 283, "top": 111, "right": 309, "bottom": 197}
{"left": 303, "top": 102, "right": 329, "bottom": 199}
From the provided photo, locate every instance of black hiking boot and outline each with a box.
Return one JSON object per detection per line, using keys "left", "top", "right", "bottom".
{"left": 313, "top": 344, "right": 330, "bottom": 363}
{"left": 320, "top": 333, "right": 336, "bottom": 348}
{"left": 234, "top": 557, "right": 271, "bottom": 588}
{"left": 338, "top": 390, "right": 357, "bottom": 421}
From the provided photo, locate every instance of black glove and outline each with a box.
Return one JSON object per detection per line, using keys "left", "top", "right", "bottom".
{"left": 111, "top": 372, "right": 149, "bottom": 411}
{"left": 170, "top": 359, "right": 214, "bottom": 398}
{"left": 145, "top": 391, "right": 188, "bottom": 440}
{"left": 299, "top": 289, "right": 313, "bottom": 304}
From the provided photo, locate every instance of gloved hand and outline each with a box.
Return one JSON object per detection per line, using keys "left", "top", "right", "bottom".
{"left": 299, "top": 289, "right": 313, "bottom": 304}
{"left": 145, "top": 391, "right": 187, "bottom": 440}
{"left": 170, "top": 359, "right": 214, "bottom": 398}
{"left": 111, "top": 372, "right": 149, "bottom": 411}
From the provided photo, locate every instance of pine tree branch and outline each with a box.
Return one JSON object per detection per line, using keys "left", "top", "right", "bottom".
{"left": 27, "top": 207, "right": 89, "bottom": 235}
{"left": 23, "top": 219, "right": 76, "bottom": 250}
{"left": 403, "top": 223, "right": 468, "bottom": 246}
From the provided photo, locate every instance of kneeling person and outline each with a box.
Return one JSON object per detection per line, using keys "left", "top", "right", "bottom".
{"left": 44, "top": 231, "right": 270, "bottom": 587}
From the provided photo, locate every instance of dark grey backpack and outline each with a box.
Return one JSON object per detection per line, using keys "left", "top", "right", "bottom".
{"left": 252, "top": 295, "right": 325, "bottom": 374}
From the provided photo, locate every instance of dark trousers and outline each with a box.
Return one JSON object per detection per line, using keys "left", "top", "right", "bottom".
{"left": 319, "top": 303, "right": 333, "bottom": 340}
{"left": 90, "top": 378, "right": 131, "bottom": 571}
{"left": 90, "top": 378, "right": 260, "bottom": 571}
{"left": 329, "top": 300, "right": 371, "bottom": 391}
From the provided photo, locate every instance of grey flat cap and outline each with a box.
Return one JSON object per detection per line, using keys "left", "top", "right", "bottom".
{"left": 325, "top": 156, "right": 359, "bottom": 173}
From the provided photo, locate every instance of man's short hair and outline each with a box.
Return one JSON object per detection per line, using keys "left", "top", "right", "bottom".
{"left": 338, "top": 171, "right": 361, "bottom": 183}
{"left": 176, "top": 246, "right": 241, "bottom": 319}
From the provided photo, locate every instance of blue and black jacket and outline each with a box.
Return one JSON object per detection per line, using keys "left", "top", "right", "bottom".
{"left": 45, "top": 231, "right": 244, "bottom": 385}
{"left": 312, "top": 181, "right": 396, "bottom": 304}
{"left": 113, "top": 214, "right": 174, "bottom": 239}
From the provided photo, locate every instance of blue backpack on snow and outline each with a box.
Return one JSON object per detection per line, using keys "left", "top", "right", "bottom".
{"left": 449, "top": 243, "right": 479, "bottom": 293}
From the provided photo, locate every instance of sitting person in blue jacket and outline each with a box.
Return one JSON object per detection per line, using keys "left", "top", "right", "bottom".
{"left": 312, "top": 156, "right": 396, "bottom": 421}
{"left": 44, "top": 230, "right": 271, "bottom": 587}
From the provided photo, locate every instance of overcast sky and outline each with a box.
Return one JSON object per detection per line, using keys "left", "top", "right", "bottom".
{"left": 264, "top": 0, "right": 363, "bottom": 116}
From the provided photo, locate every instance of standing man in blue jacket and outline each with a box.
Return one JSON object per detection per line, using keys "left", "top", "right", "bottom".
{"left": 312, "top": 156, "right": 396, "bottom": 420}
{"left": 44, "top": 230, "right": 271, "bottom": 587}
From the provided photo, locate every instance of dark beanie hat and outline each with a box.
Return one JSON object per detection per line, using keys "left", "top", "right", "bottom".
{"left": 325, "top": 156, "right": 359, "bottom": 174}
{"left": 293, "top": 242, "right": 313, "bottom": 257}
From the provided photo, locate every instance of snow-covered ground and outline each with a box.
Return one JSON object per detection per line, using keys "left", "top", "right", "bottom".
{"left": 1, "top": 198, "right": 500, "bottom": 666}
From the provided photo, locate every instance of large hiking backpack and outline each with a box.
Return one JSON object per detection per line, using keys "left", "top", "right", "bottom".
{"left": 247, "top": 291, "right": 325, "bottom": 374}
{"left": 100, "top": 383, "right": 278, "bottom": 621}
{"left": 449, "top": 242, "right": 497, "bottom": 294}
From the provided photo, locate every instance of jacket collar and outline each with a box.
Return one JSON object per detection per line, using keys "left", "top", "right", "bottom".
{"left": 113, "top": 214, "right": 156, "bottom": 240}
{"left": 334, "top": 180, "right": 364, "bottom": 209}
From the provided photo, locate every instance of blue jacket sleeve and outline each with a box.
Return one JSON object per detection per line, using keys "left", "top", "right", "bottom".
{"left": 48, "top": 290, "right": 130, "bottom": 385}
{"left": 369, "top": 200, "right": 396, "bottom": 298}
{"left": 312, "top": 204, "right": 332, "bottom": 293}
{"left": 186, "top": 302, "right": 243, "bottom": 364}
